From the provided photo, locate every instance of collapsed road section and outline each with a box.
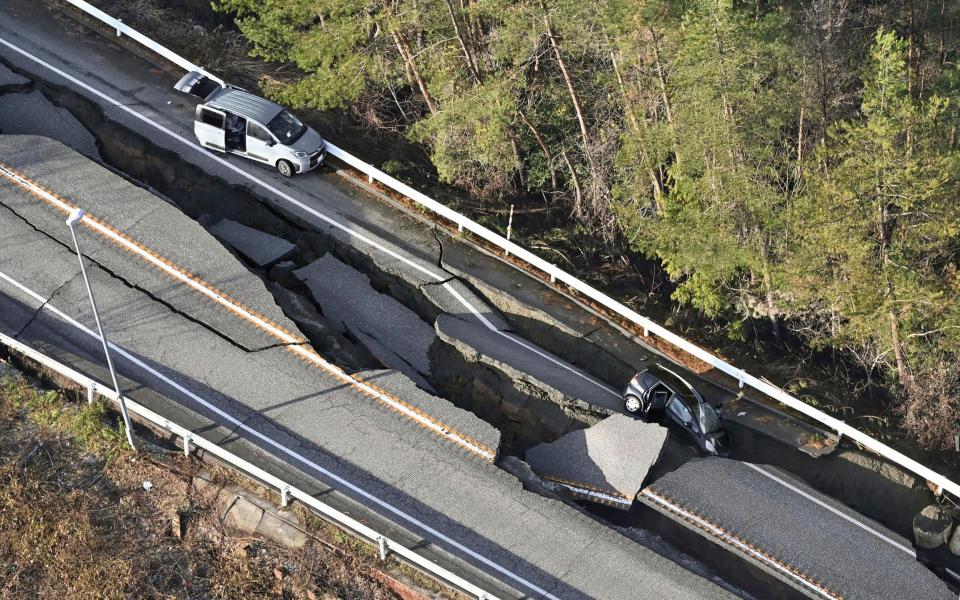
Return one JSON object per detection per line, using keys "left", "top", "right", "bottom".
{"left": 639, "top": 458, "right": 952, "bottom": 600}
{"left": 0, "top": 21, "right": 622, "bottom": 456}
{"left": 0, "top": 133, "right": 738, "bottom": 599}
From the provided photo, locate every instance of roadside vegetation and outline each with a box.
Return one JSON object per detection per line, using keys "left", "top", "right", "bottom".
{"left": 0, "top": 362, "right": 416, "bottom": 599}
{"left": 83, "top": 0, "right": 960, "bottom": 454}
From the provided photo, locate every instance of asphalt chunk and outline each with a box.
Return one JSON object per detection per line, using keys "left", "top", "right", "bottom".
{"left": 0, "top": 92, "right": 100, "bottom": 159}
{"left": 210, "top": 218, "right": 296, "bottom": 268}
{"left": 295, "top": 254, "right": 434, "bottom": 378}
{"left": 526, "top": 414, "right": 667, "bottom": 508}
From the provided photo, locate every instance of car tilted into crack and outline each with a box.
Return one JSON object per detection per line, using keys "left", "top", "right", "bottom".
{"left": 623, "top": 364, "right": 731, "bottom": 457}
{"left": 174, "top": 71, "right": 325, "bottom": 177}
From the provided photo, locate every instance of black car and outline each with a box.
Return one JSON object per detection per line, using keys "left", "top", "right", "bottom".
{"left": 623, "top": 364, "right": 731, "bottom": 456}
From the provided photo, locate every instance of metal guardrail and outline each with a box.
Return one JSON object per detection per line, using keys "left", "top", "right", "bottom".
{"left": 55, "top": 0, "right": 960, "bottom": 500}
{"left": 0, "top": 330, "right": 501, "bottom": 600}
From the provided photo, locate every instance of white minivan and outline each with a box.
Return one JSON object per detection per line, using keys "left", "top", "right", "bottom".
{"left": 174, "top": 71, "right": 326, "bottom": 177}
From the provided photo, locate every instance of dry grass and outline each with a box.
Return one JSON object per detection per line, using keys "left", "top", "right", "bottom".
{"left": 0, "top": 366, "right": 406, "bottom": 600}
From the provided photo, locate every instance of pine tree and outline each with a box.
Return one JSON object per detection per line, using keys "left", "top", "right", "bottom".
{"left": 790, "top": 29, "right": 960, "bottom": 398}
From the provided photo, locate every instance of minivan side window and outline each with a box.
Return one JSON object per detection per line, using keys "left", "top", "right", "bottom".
{"left": 200, "top": 108, "right": 224, "bottom": 128}
{"left": 247, "top": 122, "right": 272, "bottom": 142}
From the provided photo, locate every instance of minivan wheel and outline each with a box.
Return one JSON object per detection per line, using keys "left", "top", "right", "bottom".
{"left": 277, "top": 159, "right": 294, "bottom": 178}
{"left": 624, "top": 394, "right": 643, "bottom": 414}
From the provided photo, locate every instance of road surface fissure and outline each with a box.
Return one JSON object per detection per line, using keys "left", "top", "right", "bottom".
{"left": 0, "top": 160, "right": 496, "bottom": 461}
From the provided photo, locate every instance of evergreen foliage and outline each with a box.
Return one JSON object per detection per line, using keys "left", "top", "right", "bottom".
{"left": 215, "top": 0, "right": 960, "bottom": 447}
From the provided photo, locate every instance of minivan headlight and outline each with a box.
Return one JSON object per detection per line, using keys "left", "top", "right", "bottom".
{"left": 293, "top": 151, "right": 309, "bottom": 158}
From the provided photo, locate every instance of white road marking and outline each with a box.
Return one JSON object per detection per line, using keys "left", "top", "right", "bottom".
{"left": 0, "top": 268, "right": 559, "bottom": 600}
{"left": 745, "top": 463, "right": 916, "bottom": 556}
{"left": 0, "top": 33, "right": 620, "bottom": 402}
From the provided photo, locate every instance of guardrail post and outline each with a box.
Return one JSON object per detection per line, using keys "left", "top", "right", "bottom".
{"left": 505, "top": 205, "right": 514, "bottom": 255}
{"left": 377, "top": 535, "right": 388, "bottom": 561}
{"left": 115, "top": 18, "right": 122, "bottom": 37}
{"left": 368, "top": 173, "right": 374, "bottom": 184}
{"left": 457, "top": 223, "right": 463, "bottom": 234}
{"left": 86, "top": 382, "right": 95, "bottom": 405}
{"left": 281, "top": 485, "right": 290, "bottom": 507}
{"left": 183, "top": 433, "right": 192, "bottom": 457}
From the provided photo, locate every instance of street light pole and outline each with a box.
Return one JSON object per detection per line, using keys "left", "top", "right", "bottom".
{"left": 66, "top": 208, "right": 136, "bottom": 451}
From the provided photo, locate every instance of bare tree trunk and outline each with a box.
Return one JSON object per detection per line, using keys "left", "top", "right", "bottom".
{"left": 649, "top": 27, "right": 675, "bottom": 127}
{"left": 508, "top": 131, "right": 527, "bottom": 189}
{"left": 542, "top": 7, "right": 597, "bottom": 175}
{"left": 795, "top": 105, "right": 805, "bottom": 180}
{"left": 610, "top": 48, "right": 663, "bottom": 200}
{"left": 560, "top": 149, "right": 583, "bottom": 212}
{"left": 649, "top": 26, "right": 679, "bottom": 164}
{"left": 889, "top": 310, "right": 914, "bottom": 394}
{"left": 518, "top": 107, "right": 558, "bottom": 190}
{"left": 393, "top": 31, "right": 438, "bottom": 114}
{"left": 878, "top": 200, "right": 915, "bottom": 394}
{"left": 760, "top": 244, "right": 782, "bottom": 343}
{"left": 464, "top": 0, "right": 484, "bottom": 59}
{"left": 445, "top": 0, "right": 481, "bottom": 82}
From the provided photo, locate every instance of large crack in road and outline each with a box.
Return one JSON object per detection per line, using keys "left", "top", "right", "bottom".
{"left": 3, "top": 29, "right": 952, "bottom": 599}
{"left": 0, "top": 56, "right": 606, "bottom": 457}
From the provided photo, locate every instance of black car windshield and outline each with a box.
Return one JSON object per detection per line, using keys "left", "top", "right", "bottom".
{"left": 696, "top": 402, "right": 722, "bottom": 433}
{"left": 267, "top": 110, "right": 306, "bottom": 144}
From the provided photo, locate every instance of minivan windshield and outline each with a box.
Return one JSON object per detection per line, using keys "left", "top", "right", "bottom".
{"left": 267, "top": 110, "right": 306, "bottom": 144}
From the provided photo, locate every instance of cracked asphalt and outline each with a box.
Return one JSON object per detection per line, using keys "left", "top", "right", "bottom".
{"left": 0, "top": 2, "right": 946, "bottom": 598}
{"left": 644, "top": 459, "right": 953, "bottom": 600}
{"left": 0, "top": 134, "right": 736, "bottom": 598}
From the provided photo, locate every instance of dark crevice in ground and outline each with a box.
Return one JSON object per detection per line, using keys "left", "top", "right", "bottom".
{"left": 13, "top": 272, "right": 81, "bottom": 338}
{"left": 418, "top": 276, "right": 456, "bottom": 288}
{"left": 431, "top": 228, "right": 446, "bottom": 271}
{"left": 0, "top": 56, "right": 599, "bottom": 458}
{"left": 0, "top": 57, "right": 633, "bottom": 472}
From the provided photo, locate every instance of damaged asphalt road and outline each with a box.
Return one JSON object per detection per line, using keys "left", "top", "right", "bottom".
{"left": 0, "top": 133, "right": 738, "bottom": 599}
{"left": 3, "top": 3, "right": 952, "bottom": 598}
{"left": 0, "top": 8, "right": 625, "bottom": 450}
